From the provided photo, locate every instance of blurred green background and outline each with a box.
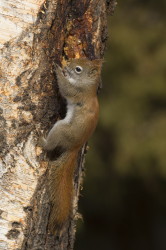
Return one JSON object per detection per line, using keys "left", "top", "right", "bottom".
{"left": 75, "top": 0, "right": 166, "bottom": 250}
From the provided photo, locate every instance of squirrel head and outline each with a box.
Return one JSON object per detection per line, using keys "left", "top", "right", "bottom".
{"left": 56, "top": 58, "right": 102, "bottom": 89}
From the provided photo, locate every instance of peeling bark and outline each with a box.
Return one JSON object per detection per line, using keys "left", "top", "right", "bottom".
{"left": 0, "top": 0, "right": 116, "bottom": 249}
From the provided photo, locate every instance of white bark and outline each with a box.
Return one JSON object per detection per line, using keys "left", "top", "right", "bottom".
{"left": 0, "top": 0, "right": 45, "bottom": 46}
{"left": 0, "top": 1, "right": 46, "bottom": 249}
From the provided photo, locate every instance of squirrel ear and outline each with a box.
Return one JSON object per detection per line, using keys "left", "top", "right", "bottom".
{"left": 89, "top": 68, "right": 98, "bottom": 75}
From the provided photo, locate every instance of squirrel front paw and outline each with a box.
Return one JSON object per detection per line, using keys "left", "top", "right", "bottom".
{"left": 38, "top": 136, "right": 47, "bottom": 149}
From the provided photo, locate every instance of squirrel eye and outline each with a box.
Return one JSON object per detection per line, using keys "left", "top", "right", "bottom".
{"left": 75, "top": 66, "right": 83, "bottom": 74}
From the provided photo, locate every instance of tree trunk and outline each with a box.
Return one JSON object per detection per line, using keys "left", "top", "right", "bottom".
{"left": 0, "top": 0, "right": 116, "bottom": 249}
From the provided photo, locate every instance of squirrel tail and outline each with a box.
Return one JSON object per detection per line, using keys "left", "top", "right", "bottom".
{"left": 48, "top": 149, "right": 78, "bottom": 233}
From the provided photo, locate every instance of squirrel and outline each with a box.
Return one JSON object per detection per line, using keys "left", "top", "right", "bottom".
{"left": 40, "top": 58, "right": 102, "bottom": 233}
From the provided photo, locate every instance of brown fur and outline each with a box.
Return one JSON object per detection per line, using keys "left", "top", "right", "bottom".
{"left": 40, "top": 58, "right": 102, "bottom": 233}
{"left": 48, "top": 150, "right": 78, "bottom": 232}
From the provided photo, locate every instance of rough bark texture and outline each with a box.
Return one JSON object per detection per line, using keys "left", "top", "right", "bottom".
{"left": 0, "top": 0, "right": 116, "bottom": 249}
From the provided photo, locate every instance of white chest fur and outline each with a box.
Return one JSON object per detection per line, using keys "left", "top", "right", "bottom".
{"left": 64, "top": 103, "right": 75, "bottom": 123}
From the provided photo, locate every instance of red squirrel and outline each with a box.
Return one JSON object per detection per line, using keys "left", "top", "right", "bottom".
{"left": 40, "top": 58, "right": 102, "bottom": 233}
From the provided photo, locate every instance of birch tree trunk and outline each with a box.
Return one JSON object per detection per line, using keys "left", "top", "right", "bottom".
{"left": 0, "top": 0, "right": 116, "bottom": 249}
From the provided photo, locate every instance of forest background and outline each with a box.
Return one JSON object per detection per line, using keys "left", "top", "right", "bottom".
{"left": 75, "top": 0, "right": 166, "bottom": 249}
